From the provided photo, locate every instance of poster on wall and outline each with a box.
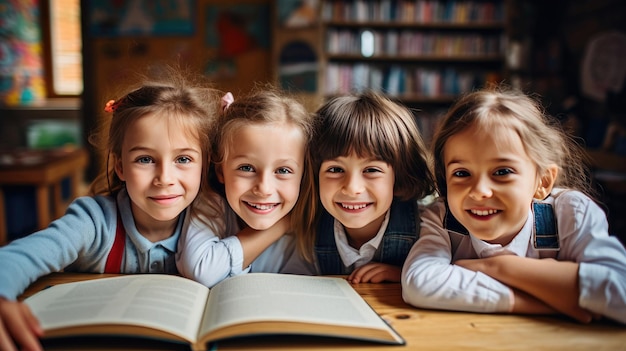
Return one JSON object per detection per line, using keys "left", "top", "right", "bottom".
{"left": 204, "top": 3, "right": 269, "bottom": 79}
{"left": 0, "top": 1, "right": 46, "bottom": 105}
{"left": 89, "top": 0, "right": 195, "bottom": 37}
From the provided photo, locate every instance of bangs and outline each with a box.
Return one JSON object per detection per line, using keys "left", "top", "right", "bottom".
{"left": 316, "top": 108, "right": 397, "bottom": 163}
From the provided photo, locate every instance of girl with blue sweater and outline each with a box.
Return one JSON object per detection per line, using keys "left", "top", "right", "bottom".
{"left": 0, "top": 70, "right": 221, "bottom": 351}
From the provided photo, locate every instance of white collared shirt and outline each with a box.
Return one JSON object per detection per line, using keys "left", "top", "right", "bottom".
{"left": 402, "top": 188, "right": 626, "bottom": 324}
{"left": 335, "top": 210, "right": 391, "bottom": 271}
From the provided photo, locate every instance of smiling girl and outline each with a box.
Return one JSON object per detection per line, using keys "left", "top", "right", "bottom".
{"left": 176, "top": 88, "right": 316, "bottom": 287}
{"left": 401, "top": 87, "right": 626, "bottom": 324}
{"left": 298, "top": 91, "right": 436, "bottom": 283}
{"left": 0, "top": 70, "right": 221, "bottom": 351}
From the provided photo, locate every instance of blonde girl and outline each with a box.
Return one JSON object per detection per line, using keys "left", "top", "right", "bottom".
{"left": 176, "top": 87, "right": 316, "bottom": 287}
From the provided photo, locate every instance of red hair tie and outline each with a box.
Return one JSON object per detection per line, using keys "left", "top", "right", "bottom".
{"left": 104, "top": 99, "right": 118, "bottom": 113}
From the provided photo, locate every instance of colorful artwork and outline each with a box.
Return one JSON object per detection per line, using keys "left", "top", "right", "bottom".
{"left": 0, "top": 0, "right": 46, "bottom": 105}
{"left": 205, "top": 4, "right": 269, "bottom": 57}
{"left": 89, "top": 0, "right": 195, "bottom": 37}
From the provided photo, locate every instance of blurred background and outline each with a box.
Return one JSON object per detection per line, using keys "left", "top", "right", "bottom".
{"left": 0, "top": 0, "right": 624, "bottom": 243}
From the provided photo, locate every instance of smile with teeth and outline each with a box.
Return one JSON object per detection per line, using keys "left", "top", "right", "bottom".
{"left": 469, "top": 209, "right": 499, "bottom": 216}
{"left": 246, "top": 202, "right": 278, "bottom": 210}
{"left": 339, "top": 203, "right": 369, "bottom": 210}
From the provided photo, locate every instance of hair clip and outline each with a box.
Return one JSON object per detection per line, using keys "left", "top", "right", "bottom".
{"left": 104, "top": 100, "right": 117, "bottom": 113}
{"left": 221, "top": 92, "right": 234, "bottom": 112}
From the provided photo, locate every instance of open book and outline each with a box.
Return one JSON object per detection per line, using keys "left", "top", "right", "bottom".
{"left": 25, "top": 273, "right": 404, "bottom": 350}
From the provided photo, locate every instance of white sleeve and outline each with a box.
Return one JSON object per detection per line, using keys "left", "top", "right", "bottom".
{"left": 401, "top": 200, "right": 512, "bottom": 313}
{"left": 555, "top": 191, "right": 626, "bottom": 324}
{"left": 175, "top": 214, "right": 249, "bottom": 288}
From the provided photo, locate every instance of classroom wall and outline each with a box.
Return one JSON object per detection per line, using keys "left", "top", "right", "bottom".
{"left": 81, "top": 0, "right": 274, "bottom": 179}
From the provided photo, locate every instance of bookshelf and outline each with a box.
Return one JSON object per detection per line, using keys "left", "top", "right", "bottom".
{"left": 318, "top": 0, "right": 509, "bottom": 139}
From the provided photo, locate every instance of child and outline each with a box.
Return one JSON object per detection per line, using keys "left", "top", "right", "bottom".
{"left": 176, "top": 88, "right": 317, "bottom": 288}
{"left": 0, "top": 71, "right": 221, "bottom": 351}
{"left": 302, "top": 91, "right": 436, "bottom": 283}
{"left": 402, "top": 88, "right": 626, "bottom": 324}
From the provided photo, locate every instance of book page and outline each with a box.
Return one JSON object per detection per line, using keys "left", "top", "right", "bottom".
{"left": 199, "top": 273, "right": 393, "bottom": 338}
{"left": 25, "top": 275, "right": 209, "bottom": 342}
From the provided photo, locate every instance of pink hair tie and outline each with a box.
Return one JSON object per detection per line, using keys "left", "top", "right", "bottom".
{"left": 221, "top": 92, "right": 234, "bottom": 112}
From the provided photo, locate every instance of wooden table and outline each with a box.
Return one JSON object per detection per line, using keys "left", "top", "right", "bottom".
{"left": 0, "top": 147, "right": 88, "bottom": 245}
{"left": 20, "top": 273, "right": 626, "bottom": 351}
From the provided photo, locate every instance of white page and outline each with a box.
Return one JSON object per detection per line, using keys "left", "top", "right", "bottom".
{"left": 25, "top": 275, "right": 209, "bottom": 342}
{"left": 198, "top": 273, "right": 389, "bottom": 337}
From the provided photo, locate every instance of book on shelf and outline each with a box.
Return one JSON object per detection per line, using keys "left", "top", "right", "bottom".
{"left": 25, "top": 273, "right": 405, "bottom": 351}
{"left": 322, "top": 0, "right": 504, "bottom": 23}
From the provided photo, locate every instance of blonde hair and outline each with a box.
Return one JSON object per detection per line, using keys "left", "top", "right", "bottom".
{"left": 88, "top": 67, "right": 222, "bottom": 228}
{"left": 432, "top": 86, "right": 594, "bottom": 198}
{"left": 210, "top": 86, "right": 316, "bottom": 262}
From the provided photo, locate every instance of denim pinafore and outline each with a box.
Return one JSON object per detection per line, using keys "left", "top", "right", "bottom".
{"left": 315, "top": 199, "right": 420, "bottom": 274}
{"left": 445, "top": 202, "right": 560, "bottom": 254}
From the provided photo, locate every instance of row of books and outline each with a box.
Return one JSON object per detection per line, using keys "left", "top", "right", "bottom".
{"left": 324, "top": 63, "right": 498, "bottom": 98}
{"left": 326, "top": 29, "right": 504, "bottom": 56}
{"left": 414, "top": 108, "right": 446, "bottom": 143}
{"left": 322, "top": 0, "right": 505, "bottom": 24}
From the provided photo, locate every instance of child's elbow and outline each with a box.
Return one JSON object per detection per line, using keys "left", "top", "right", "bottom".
{"left": 401, "top": 265, "right": 440, "bottom": 309}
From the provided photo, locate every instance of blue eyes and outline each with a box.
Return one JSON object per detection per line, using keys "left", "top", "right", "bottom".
{"left": 135, "top": 156, "right": 193, "bottom": 164}
{"left": 237, "top": 165, "right": 293, "bottom": 174}
{"left": 177, "top": 156, "right": 192, "bottom": 164}
{"left": 137, "top": 156, "right": 153, "bottom": 164}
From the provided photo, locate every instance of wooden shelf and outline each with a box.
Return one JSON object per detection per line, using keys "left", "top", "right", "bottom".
{"left": 324, "top": 21, "right": 506, "bottom": 29}
{"left": 326, "top": 54, "right": 505, "bottom": 62}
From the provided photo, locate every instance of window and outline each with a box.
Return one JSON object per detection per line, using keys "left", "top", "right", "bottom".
{"left": 42, "top": 0, "right": 83, "bottom": 97}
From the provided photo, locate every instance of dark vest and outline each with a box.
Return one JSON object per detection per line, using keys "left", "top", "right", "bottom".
{"left": 315, "top": 199, "right": 420, "bottom": 274}
{"left": 445, "top": 202, "right": 559, "bottom": 252}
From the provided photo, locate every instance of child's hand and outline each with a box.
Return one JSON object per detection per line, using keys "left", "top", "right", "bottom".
{"left": 348, "top": 263, "right": 401, "bottom": 284}
{"left": 0, "top": 298, "right": 43, "bottom": 351}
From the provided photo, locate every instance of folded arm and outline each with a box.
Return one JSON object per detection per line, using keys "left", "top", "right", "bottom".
{"left": 176, "top": 212, "right": 291, "bottom": 288}
{"left": 455, "top": 256, "right": 593, "bottom": 322}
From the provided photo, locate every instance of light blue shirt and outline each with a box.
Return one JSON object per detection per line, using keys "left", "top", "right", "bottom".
{"left": 402, "top": 189, "right": 626, "bottom": 324}
{"left": 0, "top": 189, "right": 182, "bottom": 300}
{"left": 176, "top": 197, "right": 314, "bottom": 288}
